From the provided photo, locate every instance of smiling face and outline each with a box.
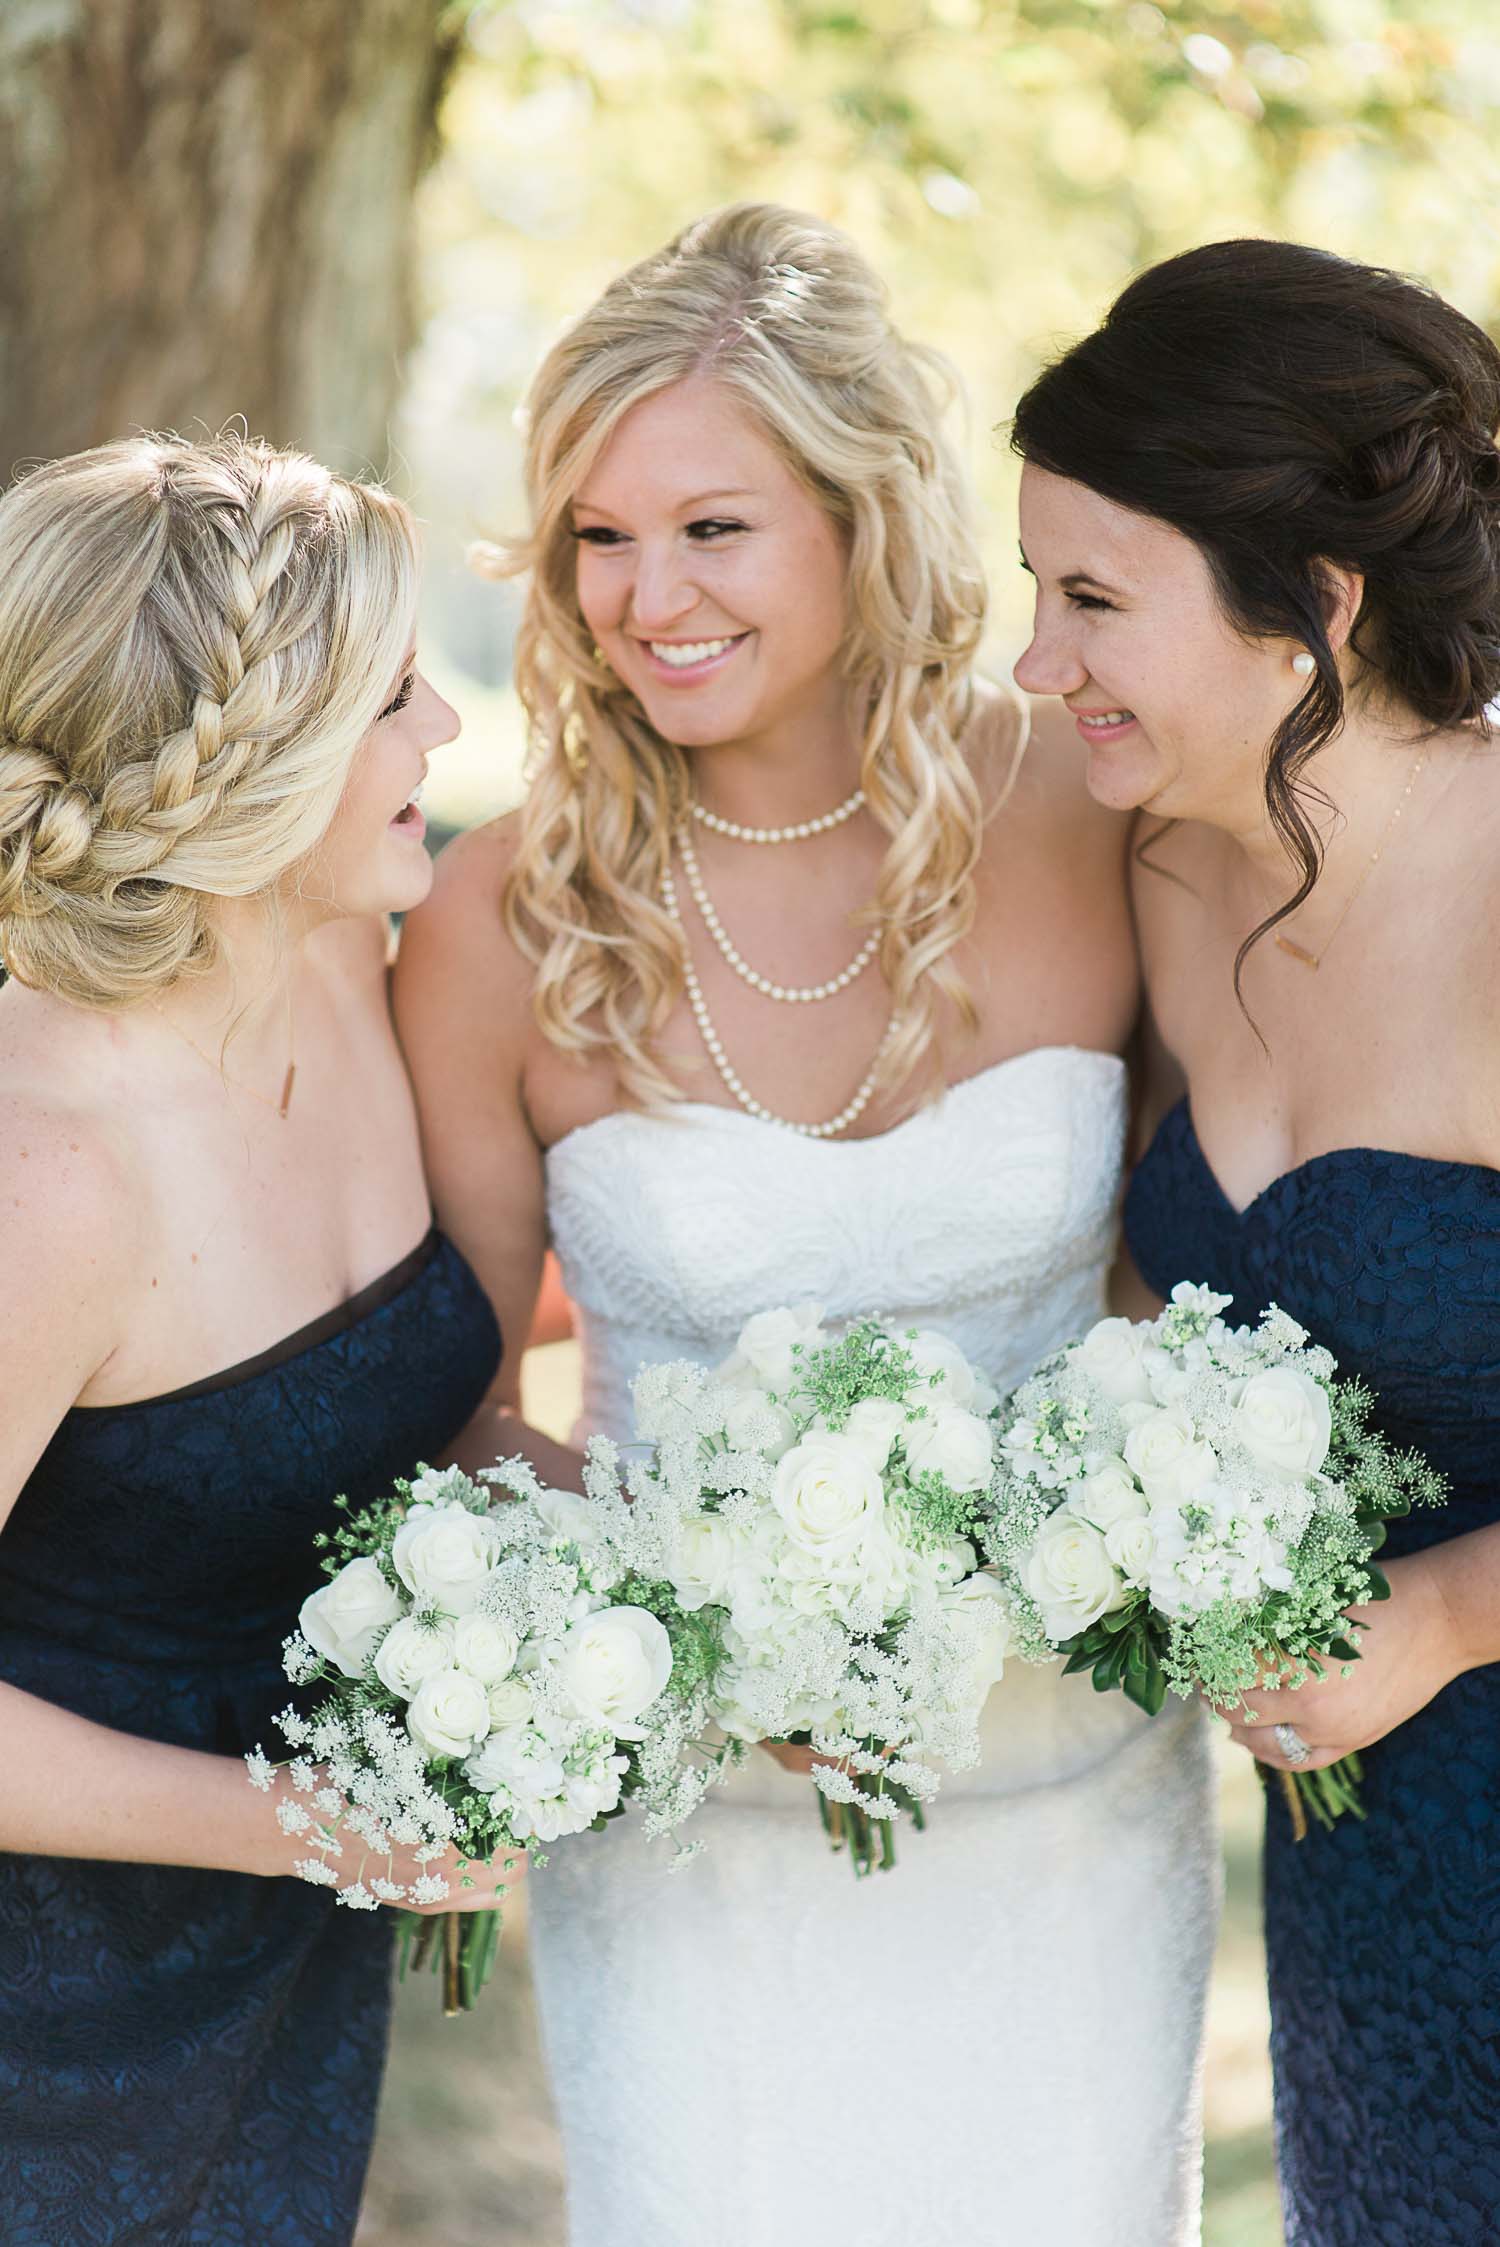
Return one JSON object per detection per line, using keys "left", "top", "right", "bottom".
{"left": 297, "top": 644, "right": 460, "bottom": 921}
{"left": 1013, "top": 464, "right": 1303, "bottom": 831}
{"left": 569, "top": 375, "right": 851, "bottom": 758}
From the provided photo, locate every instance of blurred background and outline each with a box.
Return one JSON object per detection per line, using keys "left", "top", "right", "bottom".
{"left": 8, "top": 4, "right": 1499, "bottom": 2240}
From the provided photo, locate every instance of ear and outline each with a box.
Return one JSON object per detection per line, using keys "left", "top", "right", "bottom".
{"left": 1314, "top": 561, "right": 1365, "bottom": 656}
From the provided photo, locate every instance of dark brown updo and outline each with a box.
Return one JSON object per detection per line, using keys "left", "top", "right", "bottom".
{"left": 1012, "top": 238, "right": 1500, "bottom": 978}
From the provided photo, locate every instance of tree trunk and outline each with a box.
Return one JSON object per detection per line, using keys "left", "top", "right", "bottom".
{"left": 0, "top": 0, "right": 459, "bottom": 484}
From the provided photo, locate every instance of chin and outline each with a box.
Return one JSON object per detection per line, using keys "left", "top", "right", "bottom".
{"left": 1083, "top": 741, "right": 1169, "bottom": 813}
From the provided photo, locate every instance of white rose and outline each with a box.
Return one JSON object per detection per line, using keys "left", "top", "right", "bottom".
{"left": 1230, "top": 1368, "right": 1332, "bottom": 1482}
{"left": 1074, "top": 1316, "right": 1155, "bottom": 1405}
{"left": 903, "top": 1406, "right": 994, "bottom": 1494}
{"left": 833, "top": 1396, "right": 909, "bottom": 1472}
{"left": 1103, "top": 1516, "right": 1156, "bottom": 1586}
{"left": 670, "top": 1513, "right": 743, "bottom": 1611}
{"left": 556, "top": 1605, "right": 672, "bottom": 1738}
{"left": 486, "top": 1675, "right": 536, "bottom": 1729}
{"left": 1122, "top": 1409, "right": 1220, "bottom": 1508}
{"left": 722, "top": 1389, "right": 799, "bottom": 1461}
{"left": 299, "top": 1557, "right": 402, "bottom": 1680}
{"left": 451, "top": 1611, "right": 521, "bottom": 1684}
{"left": 405, "top": 1666, "right": 493, "bottom": 1760}
{"left": 373, "top": 1615, "right": 455, "bottom": 1700}
{"left": 903, "top": 1329, "right": 978, "bottom": 1408}
{"left": 391, "top": 1502, "right": 502, "bottom": 1616}
{"left": 730, "top": 1304, "right": 829, "bottom": 1394}
{"left": 773, "top": 1435, "right": 886, "bottom": 1561}
{"left": 1068, "top": 1458, "right": 1149, "bottom": 1532}
{"left": 939, "top": 1574, "right": 1015, "bottom": 1703}
{"left": 1022, "top": 1516, "right": 1127, "bottom": 1644}
{"left": 532, "top": 1485, "right": 603, "bottom": 1547}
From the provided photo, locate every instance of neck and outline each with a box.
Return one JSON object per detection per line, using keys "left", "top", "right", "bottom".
{"left": 1219, "top": 697, "right": 1441, "bottom": 887}
{"left": 688, "top": 682, "right": 863, "bottom": 830}
{"left": 149, "top": 898, "right": 300, "bottom": 1052}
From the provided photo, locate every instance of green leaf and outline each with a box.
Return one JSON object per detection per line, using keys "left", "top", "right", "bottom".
{"left": 1363, "top": 1564, "right": 1391, "bottom": 1602}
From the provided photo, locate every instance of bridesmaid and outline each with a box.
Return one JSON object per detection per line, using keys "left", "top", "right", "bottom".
{"left": 1012, "top": 239, "right": 1500, "bottom": 2244}
{"left": 0, "top": 435, "right": 505, "bottom": 2246}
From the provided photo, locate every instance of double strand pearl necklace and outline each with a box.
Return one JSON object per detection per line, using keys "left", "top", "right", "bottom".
{"left": 690, "top": 784, "right": 865, "bottom": 844}
{"left": 676, "top": 822, "right": 880, "bottom": 1003}
{"left": 661, "top": 861, "right": 895, "bottom": 1140}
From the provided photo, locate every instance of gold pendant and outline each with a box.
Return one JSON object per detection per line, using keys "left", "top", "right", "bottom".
{"left": 1274, "top": 935, "right": 1320, "bottom": 970}
{"left": 277, "top": 1062, "right": 297, "bottom": 1119}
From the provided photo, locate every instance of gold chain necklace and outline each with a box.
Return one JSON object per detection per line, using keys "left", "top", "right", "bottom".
{"left": 1273, "top": 746, "right": 1429, "bottom": 971}
{"left": 149, "top": 999, "right": 297, "bottom": 1120}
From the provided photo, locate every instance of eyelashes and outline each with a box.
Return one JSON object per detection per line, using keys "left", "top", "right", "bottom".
{"left": 378, "top": 672, "right": 415, "bottom": 721}
{"left": 570, "top": 519, "right": 751, "bottom": 548}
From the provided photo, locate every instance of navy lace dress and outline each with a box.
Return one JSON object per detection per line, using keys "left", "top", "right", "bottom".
{"left": 1126, "top": 1102, "right": 1500, "bottom": 2246}
{"left": 0, "top": 1228, "right": 500, "bottom": 2247}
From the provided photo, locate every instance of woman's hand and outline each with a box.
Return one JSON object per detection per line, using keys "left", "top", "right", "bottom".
{"left": 758, "top": 1740, "right": 840, "bottom": 1778}
{"left": 262, "top": 1769, "right": 525, "bottom": 1911}
{"left": 1222, "top": 1551, "right": 1468, "bottom": 1771}
{"left": 397, "top": 1838, "right": 526, "bottom": 1916}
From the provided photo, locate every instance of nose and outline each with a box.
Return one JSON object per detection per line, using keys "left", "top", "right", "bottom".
{"left": 628, "top": 539, "right": 699, "bottom": 634}
{"left": 416, "top": 672, "right": 462, "bottom": 750}
{"left": 1012, "top": 612, "right": 1090, "bottom": 700}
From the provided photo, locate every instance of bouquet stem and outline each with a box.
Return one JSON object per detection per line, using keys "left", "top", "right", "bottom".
{"left": 396, "top": 1909, "right": 504, "bottom": 2015}
{"left": 815, "top": 1773, "right": 927, "bottom": 1877}
{"left": 1274, "top": 1751, "right": 1366, "bottom": 1840}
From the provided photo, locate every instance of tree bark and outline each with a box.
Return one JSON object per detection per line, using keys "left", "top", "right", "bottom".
{"left": 0, "top": 0, "right": 459, "bottom": 483}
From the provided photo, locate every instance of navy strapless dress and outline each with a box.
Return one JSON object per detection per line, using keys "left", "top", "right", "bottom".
{"left": 1126, "top": 1102, "right": 1500, "bottom": 2246}
{"left": 0, "top": 1228, "right": 500, "bottom": 2247}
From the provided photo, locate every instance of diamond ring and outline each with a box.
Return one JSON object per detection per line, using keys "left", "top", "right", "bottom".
{"left": 1273, "top": 1721, "right": 1312, "bottom": 1766}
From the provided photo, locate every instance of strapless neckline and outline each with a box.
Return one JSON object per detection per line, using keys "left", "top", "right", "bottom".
{"left": 547, "top": 1043, "right": 1127, "bottom": 1163}
{"left": 1163, "top": 1095, "right": 1500, "bottom": 1222}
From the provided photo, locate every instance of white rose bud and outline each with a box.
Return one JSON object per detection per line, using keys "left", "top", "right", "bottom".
{"left": 1230, "top": 1367, "right": 1333, "bottom": 1483}
{"left": 451, "top": 1612, "right": 521, "bottom": 1684}
{"left": 1068, "top": 1458, "right": 1149, "bottom": 1532}
{"left": 391, "top": 1502, "right": 502, "bottom": 1616}
{"left": 532, "top": 1485, "right": 603, "bottom": 1548}
{"left": 773, "top": 1435, "right": 885, "bottom": 1561}
{"left": 903, "top": 1329, "right": 978, "bottom": 1408}
{"left": 405, "top": 1666, "right": 493, "bottom": 1760}
{"left": 831, "top": 1396, "right": 910, "bottom": 1472}
{"left": 722, "top": 1390, "right": 798, "bottom": 1461}
{"left": 731, "top": 1304, "right": 829, "bottom": 1394}
{"left": 671, "top": 1514, "right": 742, "bottom": 1611}
{"left": 939, "top": 1573, "right": 1015, "bottom": 1702}
{"left": 487, "top": 1675, "right": 535, "bottom": 1729}
{"left": 903, "top": 1406, "right": 994, "bottom": 1494}
{"left": 373, "top": 1615, "right": 455, "bottom": 1700}
{"left": 556, "top": 1606, "right": 672, "bottom": 1739}
{"left": 299, "top": 1557, "right": 402, "bottom": 1680}
{"left": 1122, "top": 1408, "right": 1220, "bottom": 1508}
{"left": 1104, "top": 1516, "right": 1155, "bottom": 1586}
{"left": 1074, "top": 1316, "right": 1155, "bottom": 1406}
{"left": 1023, "top": 1516, "right": 1127, "bottom": 1643}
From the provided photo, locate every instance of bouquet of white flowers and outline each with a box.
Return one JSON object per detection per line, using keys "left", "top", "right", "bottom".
{"left": 247, "top": 1454, "right": 730, "bottom": 2011}
{"left": 615, "top": 1305, "right": 1014, "bottom": 1875}
{"left": 982, "top": 1283, "right": 1446, "bottom": 1834}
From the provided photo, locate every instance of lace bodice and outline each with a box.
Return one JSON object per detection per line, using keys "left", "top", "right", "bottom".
{"left": 546, "top": 1045, "right": 1127, "bottom": 1441}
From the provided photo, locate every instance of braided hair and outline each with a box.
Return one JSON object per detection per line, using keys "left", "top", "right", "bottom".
{"left": 1011, "top": 239, "right": 1500, "bottom": 989}
{"left": 0, "top": 434, "right": 418, "bottom": 1008}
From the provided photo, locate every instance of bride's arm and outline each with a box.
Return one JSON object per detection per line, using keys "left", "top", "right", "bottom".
{"left": 392, "top": 818, "right": 585, "bottom": 1492}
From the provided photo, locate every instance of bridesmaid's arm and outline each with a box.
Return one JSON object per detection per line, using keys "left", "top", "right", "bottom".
{"left": 393, "top": 819, "right": 585, "bottom": 1492}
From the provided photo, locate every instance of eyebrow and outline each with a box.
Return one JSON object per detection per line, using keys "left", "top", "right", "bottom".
{"left": 1017, "top": 546, "right": 1125, "bottom": 598}
{"left": 572, "top": 488, "right": 759, "bottom": 516}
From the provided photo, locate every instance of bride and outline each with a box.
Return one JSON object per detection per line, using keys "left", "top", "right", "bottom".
{"left": 394, "top": 203, "right": 1217, "bottom": 2245}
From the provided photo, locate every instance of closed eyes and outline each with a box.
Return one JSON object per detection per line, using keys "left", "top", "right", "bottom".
{"left": 571, "top": 518, "right": 751, "bottom": 548}
{"left": 378, "top": 672, "right": 415, "bottom": 720}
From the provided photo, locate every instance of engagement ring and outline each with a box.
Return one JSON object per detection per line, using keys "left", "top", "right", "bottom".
{"left": 1274, "top": 1722, "right": 1312, "bottom": 1766}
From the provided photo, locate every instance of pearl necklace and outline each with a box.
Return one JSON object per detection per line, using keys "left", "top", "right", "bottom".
{"left": 690, "top": 785, "right": 865, "bottom": 844}
{"left": 677, "top": 823, "right": 880, "bottom": 1003}
{"left": 661, "top": 863, "right": 894, "bottom": 1139}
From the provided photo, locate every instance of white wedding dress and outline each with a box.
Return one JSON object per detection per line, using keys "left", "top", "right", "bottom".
{"left": 531, "top": 1047, "right": 1218, "bottom": 2247}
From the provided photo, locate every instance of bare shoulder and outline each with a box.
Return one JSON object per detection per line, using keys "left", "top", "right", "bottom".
{"left": 391, "top": 814, "right": 537, "bottom": 1094}
{"left": 0, "top": 1005, "right": 141, "bottom": 1401}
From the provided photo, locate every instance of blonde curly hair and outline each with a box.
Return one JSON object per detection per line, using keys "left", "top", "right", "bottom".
{"left": 0, "top": 433, "right": 418, "bottom": 1010}
{"left": 493, "top": 202, "right": 995, "bottom": 1108}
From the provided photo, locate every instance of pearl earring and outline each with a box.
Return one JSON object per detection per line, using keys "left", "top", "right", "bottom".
{"left": 1291, "top": 651, "right": 1316, "bottom": 678}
